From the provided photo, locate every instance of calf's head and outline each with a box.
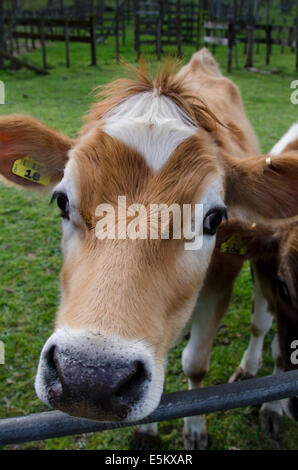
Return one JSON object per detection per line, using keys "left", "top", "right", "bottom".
{"left": 1, "top": 76, "right": 298, "bottom": 421}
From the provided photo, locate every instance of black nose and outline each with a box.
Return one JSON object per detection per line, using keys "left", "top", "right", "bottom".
{"left": 45, "top": 346, "right": 148, "bottom": 421}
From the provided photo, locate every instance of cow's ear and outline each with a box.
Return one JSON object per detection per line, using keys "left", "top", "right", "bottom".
{"left": 0, "top": 114, "right": 73, "bottom": 190}
{"left": 216, "top": 218, "right": 278, "bottom": 259}
{"left": 225, "top": 152, "right": 298, "bottom": 220}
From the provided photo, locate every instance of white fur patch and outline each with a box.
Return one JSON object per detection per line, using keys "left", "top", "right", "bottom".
{"left": 52, "top": 159, "right": 85, "bottom": 257}
{"left": 232, "top": 265, "right": 273, "bottom": 378}
{"left": 103, "top": 91, "right": 197, "bottom": 172}
{"left": 270, "top": 122, "right": 298, "bottom": 156}
{"left": 138, "top": 422, "right": 159, "bottom": 437}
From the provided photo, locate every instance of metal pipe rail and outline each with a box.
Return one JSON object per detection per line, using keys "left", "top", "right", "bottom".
{"left": 1, "top": 370, "right": 298, "bottom": 446}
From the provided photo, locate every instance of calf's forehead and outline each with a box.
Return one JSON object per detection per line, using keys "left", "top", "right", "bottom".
{"left": 102, "top": 91, "right": 198, "bottom": 173}
{"left": 63, "top": 131, "right": 222, "bottom": 225}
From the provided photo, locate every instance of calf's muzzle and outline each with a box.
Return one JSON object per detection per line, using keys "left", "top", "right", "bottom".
{"left": 48, "top": 346, "right": 147, "bottom": 420}
{"left": 35, "top": 329, "right": 155, "bottom": 422}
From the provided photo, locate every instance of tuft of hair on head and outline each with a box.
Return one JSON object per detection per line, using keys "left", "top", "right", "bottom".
{"left": 82, "top": 55, "right": 224, "bottom": 135}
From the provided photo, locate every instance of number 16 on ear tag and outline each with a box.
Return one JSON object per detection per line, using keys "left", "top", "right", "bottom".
{"left": 12, "top": 157, "right": 51, "bottom": 186}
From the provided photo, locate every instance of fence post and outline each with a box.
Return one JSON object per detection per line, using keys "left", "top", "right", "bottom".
{"left": 24, "top": 22, "right": 29, "bottom": 52}
{"left": 280, "top": 19, "right": 286, "bottom": 54}
{"left": 196, "top": 0, "right": 202, "bottom": 50}
{"left": 39, "top": 18, "right": 47, "bottom": 70}
{"left": 266, "top": 23, "right": 272, "bottom": 65}
{"left": 90, "top": 0, "right": 97, "bottom": 66}
{"left": 30, "top": 22, "right": 36, "bottom": 49}
{"left": 245, "top": 0, "right": 254, "bottom": 68}
{"left": 176, "top": 0, "right": 182, "bottom": 58}
{"left": 227, "top": 21, "right": 234, "bottom": 73}
{"left": 156, "top": 0, "right": 163, "bottom": 61}
{"left": 134, "top": 0, "right": 140, "bottom": 59}
{"left": 290, "top": 24, "right": 294, "bottom": 53}
{"left": 121, "top": 2, "right": 126, "bottom": 46}
{"left": 8, "top": 16, "right": 14, "bottom": 56}
{"left": 115, "top": 0, "right": 120, "bottom": 64}
{"left": 64, "top": 18, "right": 70, "bottom": 68}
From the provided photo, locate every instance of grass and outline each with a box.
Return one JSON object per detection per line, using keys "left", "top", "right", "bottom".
{"left": 0, "top": 29, "right": 298, "bottom": 450}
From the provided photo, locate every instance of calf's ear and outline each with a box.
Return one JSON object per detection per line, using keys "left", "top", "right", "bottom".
{"left": 216, "top": 218, "right": 279, "bottom": 259}
{"left": 0, "top": 114, "right": 73, "bottom": 190}
{"left": 225, "top": 152, "right": 298, "bottom": 220}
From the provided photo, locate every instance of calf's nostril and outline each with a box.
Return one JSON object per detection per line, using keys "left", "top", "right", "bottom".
{"left": 114, "top": 361, "right": 148, "bottom": 402}
{"left": 44, "top": 345, "right": 63, "bottom": 401}
{"left": 45, "top": 345, "right": 57, "bottom": 372}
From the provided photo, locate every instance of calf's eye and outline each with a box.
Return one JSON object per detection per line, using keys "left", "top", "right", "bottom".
{"left": 51, "top": 191, "right": 70, "bottom": 220}
{"left": 203, "top": 207, "right": 227, "bottom": 236}
{"left": 276, "top": 277, "right": 292, "bottom": 305}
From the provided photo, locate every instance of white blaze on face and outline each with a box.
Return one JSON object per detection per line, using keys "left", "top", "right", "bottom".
{"left": 103, "top": 91, "right": 197, "bottom": 172}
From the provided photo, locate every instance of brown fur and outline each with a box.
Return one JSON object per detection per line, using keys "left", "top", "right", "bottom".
{"left": 76, "top": 129, "right": 220, "bottom": 231}
{"left": 225, "top": 151, "right": 298, "bottom": 219}
{"left": 283, "top": 138, "right": 298, "bottom": 153}
{"left": 214, "top": 194, "right": 298, "bottom": 374}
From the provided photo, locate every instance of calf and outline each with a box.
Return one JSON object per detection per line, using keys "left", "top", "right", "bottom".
{"left": 0, "top": 51, "right": 298, "bottom": 445}
{"left": 228, "top": 124, "right": 298, "bottom": 440}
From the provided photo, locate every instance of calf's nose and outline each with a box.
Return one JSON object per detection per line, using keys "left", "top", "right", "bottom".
{"left": 45, "top": 346, "right": 148, "bottom": 420}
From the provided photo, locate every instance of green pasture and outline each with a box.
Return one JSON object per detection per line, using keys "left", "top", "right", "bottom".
{"left": 0, "top": 31, "right": 297, "bottom": 450}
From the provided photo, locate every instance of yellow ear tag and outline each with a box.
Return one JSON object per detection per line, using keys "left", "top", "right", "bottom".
{"left": 12, "top": 157, "right": 51, "bottom": 186}
{"left": 220, "top": 233, "right": 247, "bottom": 256}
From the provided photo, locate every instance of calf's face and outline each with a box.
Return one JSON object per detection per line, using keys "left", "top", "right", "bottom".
{"left": 35, "top": 128, "right": 226, "bottom": 421}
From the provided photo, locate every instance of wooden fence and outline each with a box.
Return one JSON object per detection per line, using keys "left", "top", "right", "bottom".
{"left": 0, "top": 0, "right": 129, "bottom": 70}
{"left": 1, "top": 2, "right": 298, "bottom": 72}
{"left": 134, "top": 0, "right": 200, "bottom": 60}
{"left": 204, "top": 19, "right": 298, "bottom": 72}
{"left": 5, "top": 16, "right": 97, "bottom": 68}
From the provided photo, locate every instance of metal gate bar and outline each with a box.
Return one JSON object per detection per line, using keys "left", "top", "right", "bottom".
{"left": 1, "top": 369, "right": 298, "bottom": 445}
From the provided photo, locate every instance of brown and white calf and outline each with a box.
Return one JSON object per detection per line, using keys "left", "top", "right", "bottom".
{"left": 0, "top": 50, "right": 298, "bottom": 441}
